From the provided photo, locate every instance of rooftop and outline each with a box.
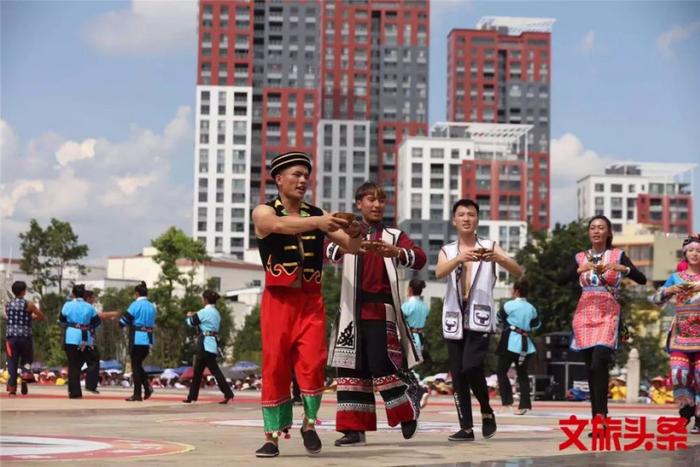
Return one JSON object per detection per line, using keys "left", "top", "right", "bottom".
{"left": 430, "top": 122, "right": 532, "bottom": 145}
{"left": 476, "top": 16, "right": 556, "bottom": 35}
{"left": 605, "top": 162, "right": 697, "bottom": 179}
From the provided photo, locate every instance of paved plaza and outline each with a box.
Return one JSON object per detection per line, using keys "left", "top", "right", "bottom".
{"left": 1, "top": 386, "right": 698, "bottom": 466}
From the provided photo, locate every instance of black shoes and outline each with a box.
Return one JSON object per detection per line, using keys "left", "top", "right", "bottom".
{"left": 144, "top": 387, "right": 153, "bottom": 400}
{"left": 219, "top": 394, "right": 234, "bottom": 405}
{"left": 401, "top": 420, "right": 418, "bottom": 439}
{"left": 255, "top": 442, "right": 280, "bottom": 458}
{"left": 680, "top": 405, "right": 694, "bottom": 425}
{"left": 86, "top": 389, "right": 100, "bottom": 394}
{"left": 482, "top": 413, "right": 497, "bottom": 439}
{"left": 334, "top": 431, "right": 367, "bottom": 446}
{"left": 448, "top": 429, "right": 475, "bottom": 442}
{"left": 182, "top": 398, "right": 194, "bottom": 403}
{"left": 300, "top": 427, "right": 322, "bottom": 454}
{"left": 20, "top": 382, "right": 28, "bottom": 395}
{"left": 125, "top": 395, "right": 142, "bottom": 402}
{"left": 292, "top": 397, "right": 303, "bottom": 406}
{"left": 690, "top": 417, "right": 700, "bottom": 435}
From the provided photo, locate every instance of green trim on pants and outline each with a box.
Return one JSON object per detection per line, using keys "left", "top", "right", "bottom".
{"left": 302, "top": 394, "right": 322, "bottom": 424}
{"left": 262, "top": 400, "right": 293, "bottom": 433}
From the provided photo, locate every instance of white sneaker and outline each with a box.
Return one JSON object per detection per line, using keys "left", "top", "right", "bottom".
{"left": 420, "top": 390, "right": 430, "bottom": 409}
{"left": 498, "top": 405, "right": 513, "bottom": 414}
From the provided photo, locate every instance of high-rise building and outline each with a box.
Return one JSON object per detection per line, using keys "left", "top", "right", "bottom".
{"left": 447, "top": 17, "right": 554, "bottom": 231}
{"left": 319, "top": 1, "right": 429, "bottom": 219}
{"left": 577, "top": 162, "right": 695, "bottom": 234}
{"left": 397, "top": 122, "right": 532, "bottom": 280}
{"left": 194, "top": 0, "right": 429, "bottom": 257}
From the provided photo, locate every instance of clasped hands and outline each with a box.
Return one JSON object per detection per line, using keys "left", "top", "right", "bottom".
{"left": 577, "top": 262, "right": 628, "bottom": 275}
{"left": 666, "top": 282, "right": 700, "bottom": 296}
{"left": 457, "top": 247, "right": 498, "bottom": 263}
{"left": 317, "top": 212, "right": 365, "bottom": 238}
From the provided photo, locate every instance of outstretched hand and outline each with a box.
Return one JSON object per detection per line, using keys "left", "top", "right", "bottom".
{"left": 316, "top": 213, "right": 349, "bottom": 233}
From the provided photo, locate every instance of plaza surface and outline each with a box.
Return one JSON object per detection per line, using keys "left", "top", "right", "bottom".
{"left": 1, "top": 386, "right": 698, "bottom": 466}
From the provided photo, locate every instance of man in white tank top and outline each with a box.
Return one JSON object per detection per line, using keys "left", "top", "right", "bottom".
{"left": 435, "top": 199, "right": 522, "bottom": 442}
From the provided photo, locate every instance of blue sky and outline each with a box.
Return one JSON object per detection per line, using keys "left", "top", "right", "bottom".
{"left": 1, "top": 0, "right": 699, "bottom": 260}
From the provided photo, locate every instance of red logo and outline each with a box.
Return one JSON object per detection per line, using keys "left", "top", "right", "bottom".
{"left": 558, "top": 415, "right": 688, "bottom": 452}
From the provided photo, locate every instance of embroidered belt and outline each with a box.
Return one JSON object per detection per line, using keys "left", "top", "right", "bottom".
{"left": 202, "top": 331, "right": 219, "bottom": 337}
{"left": 509, "top": 325, "right": 529, "bottom": 337}
{"left": 67, "top": 322, "right": 90, "bottom": 347}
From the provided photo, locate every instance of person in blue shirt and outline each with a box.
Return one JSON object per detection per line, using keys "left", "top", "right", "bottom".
{"left": 401, "top": 279, "right": 431, "bottom": 409}
{"left": 401, "top": 279, "right": 430, "bottom": 361}
{"left": 60, "top": 284, "right": 100, "bottom": 399}
{"left": 496, "top": 279, "right": 540, "bottom": 415}
{"left": 83, "top": 290, "right": 119, "bottom": 394}
{"left": 182, "top": 289, "right": 234, "bottom": 404}
{"left": 119, "top": 281, "right": 156, "bottom": 402}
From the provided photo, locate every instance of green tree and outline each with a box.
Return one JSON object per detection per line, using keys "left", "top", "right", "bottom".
{"left": 19, "top": 218, "right": 89, "bottom": 295}
{"left": 515, "top": 221, "right": 589, "bottom": 334}
{"left": 148, "top": 227, "right": 210, "bottom": 367}
{"left": 151, "top": 227, "right": 209, "bottom": 299}
{"left": 31, "top": 293, "right": 66, "bottom": 366}
{"left": 233, "top": 305, "right": 261, "bottom": 363}
{"left": 95, "top": 287, "right": 133, "bottom": 362}
{"left": 420, "top": 297, "right": 449, "bottom": 374}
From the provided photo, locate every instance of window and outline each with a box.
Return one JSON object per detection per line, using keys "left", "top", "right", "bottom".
{"left": 430, "top": 148, "right": 444, "bottom": 159}
{"left": 594, "top": 183, "right": 604, "bottom": 192}
{"left": 216, "top": 149, "right": 225, "bottom": 173}
{"left": 611, "top": 184, "right": 623, "bottom": 193}
{"left": 628, "top": 184, "right": 636, "bottom": 194}
{"left": 216, "top": 179, "right": 224, "bottom": 202}
{"left": 233, "top": 121, "right": 247, "bottom": 144}
{"left": 199, "top": 149, "right": 208, "bottom": 173}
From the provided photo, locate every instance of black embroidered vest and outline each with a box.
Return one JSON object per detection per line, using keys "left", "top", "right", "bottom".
{"left": 257, "top": 197, "right": 325, "bottom": 293}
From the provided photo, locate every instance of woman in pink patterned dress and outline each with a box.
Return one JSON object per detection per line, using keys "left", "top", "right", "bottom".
{"left": 653, "top": 235, "right": 700, "bottom": 434}
{"left": 565, "top": 215, "right": 646, "bottom": 424}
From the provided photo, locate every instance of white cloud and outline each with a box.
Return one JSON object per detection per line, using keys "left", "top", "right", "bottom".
{"left": 0, "top": 180, "right": 44, "bottom": 217}
{"left": 657, "top": 21, "right": 700, "bottom": 57}
{"left": 116, "top": 173, "right": 158, "bottom": 196}
{"left": 55, "top": 139, "right": 96, "bottom": 166}
{"left": 550, "top": 133, "right": 613, "bottom": 225}
{"left": 84, "top": 0, "right": 197, "bottom": 56}
{"left": 0, "top": 108, "right": 194, "bottom": 260}
{"left": 578, "top": 30, "right": 596, "bottom": 53}
{"left": 0, "top": 119, "right": 19, "bottom": 160}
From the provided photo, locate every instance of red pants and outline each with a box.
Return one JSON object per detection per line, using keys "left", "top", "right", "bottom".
{"left": 261, "top": 288, "right": 327, "bottom": 414}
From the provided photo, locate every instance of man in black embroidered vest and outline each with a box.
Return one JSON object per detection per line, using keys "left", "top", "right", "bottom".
{"left": 326, "top": 182, "right": 427, "bottom": 446}
{"left": 252, "top": 151, "right": 363, "bottom": 458}
{"left": 4, "top": 281, "right": 44, "bottom": 396}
